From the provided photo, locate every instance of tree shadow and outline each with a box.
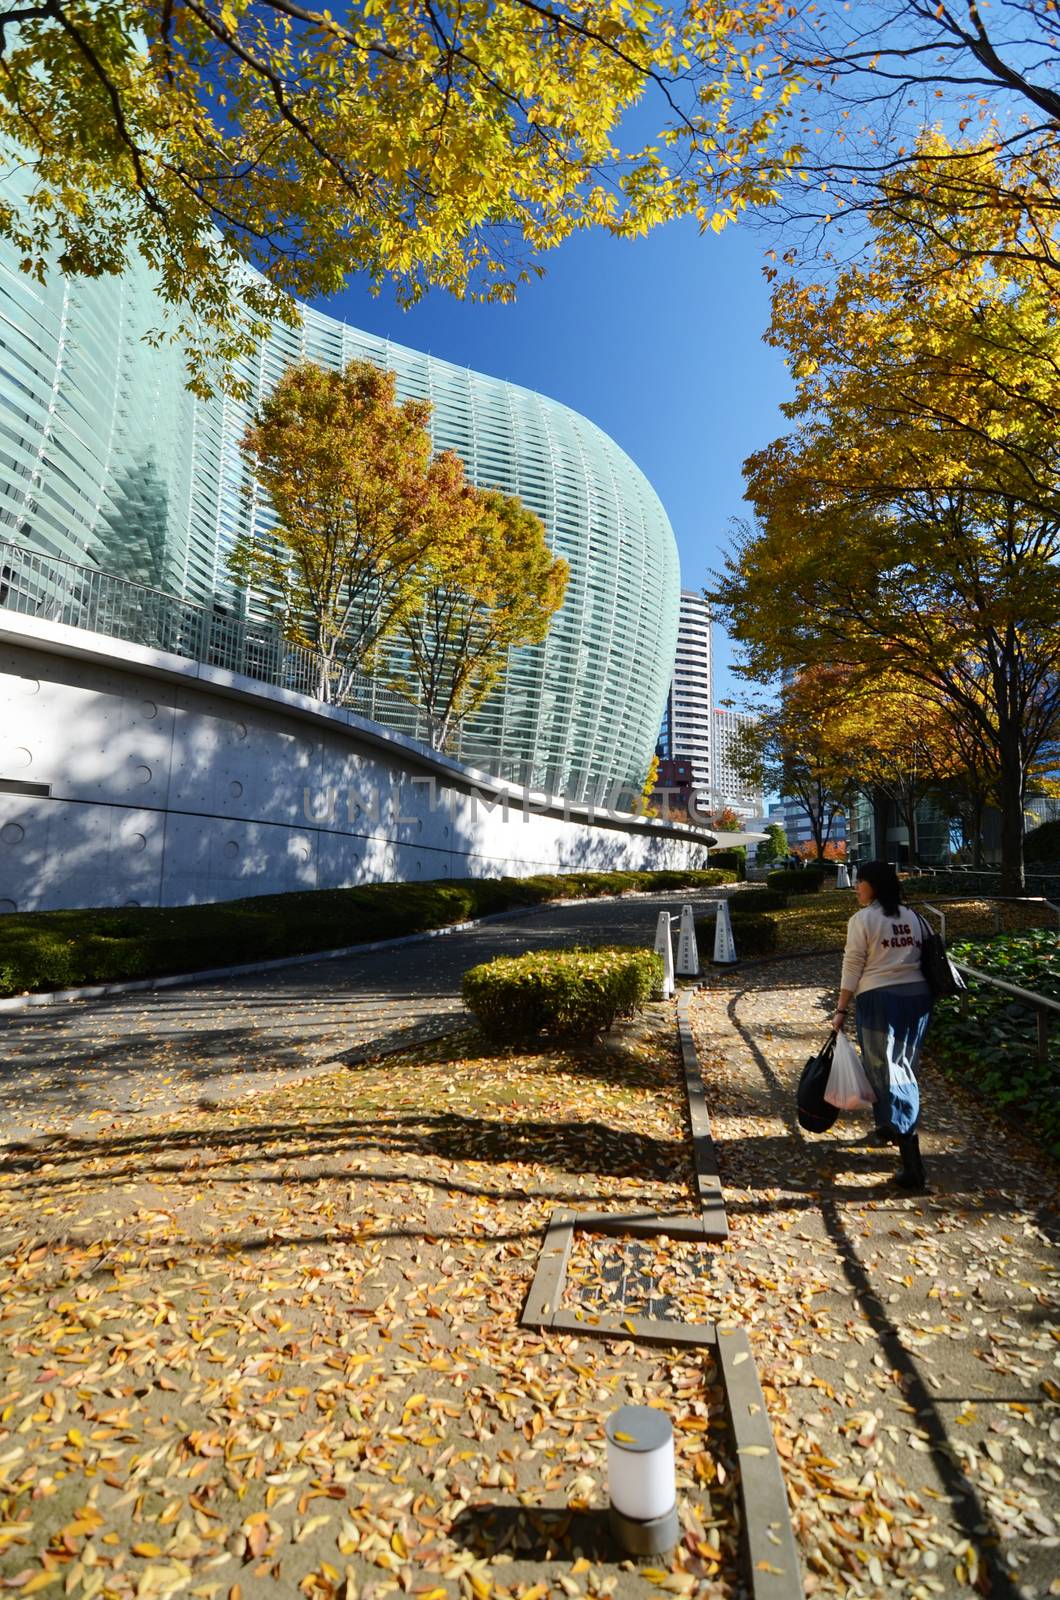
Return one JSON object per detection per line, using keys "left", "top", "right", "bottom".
{"left": 7, "top": 1110, "right": 689, "bottom": 1194}
{"left": 716, "top": 972, "right": 1048, "bottom": 1600}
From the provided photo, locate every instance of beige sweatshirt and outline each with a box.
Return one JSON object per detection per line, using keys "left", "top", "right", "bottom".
{"left": 840, "top": 903, "right": 929, "bottom": 996}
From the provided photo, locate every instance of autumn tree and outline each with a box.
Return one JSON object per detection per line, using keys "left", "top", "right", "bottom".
{"left": 635, "top": 754, "right": 661, "bottom": 819}
{"left": 744, "top": 3, "right": 1060, "bottom": 299}
{"left": 710, "top": 806, "right": 743, "bottom": 832}
{"left": 711, "top": 160, "right": 1060, "bottom": 894}
{"left": 0, "top": 1, "right": 803, "bottom": 391}
{"left": 230, "top": 359, "right": 439, "bottom": 705}
{"left": 393, "top": 471, "right": 568, "bottom": 752}
{"left": 823, "top": 670, "right": 967, "bottom": 866}
{"left": 727, "top": 671, "right": 854, "bottom": 862}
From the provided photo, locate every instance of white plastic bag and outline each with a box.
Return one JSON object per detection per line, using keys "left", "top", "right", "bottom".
{"left": 824, "top": 1030, "right": 876, "bottom": 1111}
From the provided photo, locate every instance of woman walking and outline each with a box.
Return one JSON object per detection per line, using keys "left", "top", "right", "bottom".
{"left": 831, "top": 860, "right": 931, "bottom": 1190}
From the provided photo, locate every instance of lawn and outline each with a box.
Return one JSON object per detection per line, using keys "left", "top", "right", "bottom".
{"left": 726, "top": 887, "right": 1057, "bottom": 959}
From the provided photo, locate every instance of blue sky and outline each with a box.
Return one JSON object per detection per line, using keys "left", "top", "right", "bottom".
{"left": 314, "top": 215, "right": 793, "bottom": 706}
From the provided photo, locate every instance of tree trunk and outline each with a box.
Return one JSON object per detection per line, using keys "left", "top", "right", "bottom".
{"left": 972, "top": 795, "right": 985, "bottom": 868}
{"left": 906, "top": 796, "right": 918, "bottom": 867}
{"left": 997, "top": 744, "right": 1026, "bottom": 894}
{"left": 873, "top": 789, "right": 889, "bottom": 864}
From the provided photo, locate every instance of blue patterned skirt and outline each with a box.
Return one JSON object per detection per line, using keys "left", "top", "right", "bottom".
{"left": 855, "top": 983, "right": 932, "bottom": 1137}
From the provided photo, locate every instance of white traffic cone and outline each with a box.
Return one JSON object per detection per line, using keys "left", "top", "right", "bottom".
{"left": 653, "top": 911, "right": 675, "bottom": 999}
{"left": 676, "top": 903, "right": 700, "bottom": 977}
{"left": 836, "top": 862, "right": 850, "bottom": 889}
{"left": 713, "top": 899, "right": 737, "bottom": 965}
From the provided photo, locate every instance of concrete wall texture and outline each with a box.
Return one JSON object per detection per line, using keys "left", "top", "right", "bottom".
{"left": 0, "top": 616, "right": 712, "bottom": 912}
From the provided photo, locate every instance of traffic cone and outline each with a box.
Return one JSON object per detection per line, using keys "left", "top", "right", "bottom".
{"left": 676, "top": 903, "right": 700, "bottom": 977}
{"left": 713, "top": 899, "right": 737, "bottom": 965}
{"left": 653, "top": 911, "right": 675, "bottom": 999}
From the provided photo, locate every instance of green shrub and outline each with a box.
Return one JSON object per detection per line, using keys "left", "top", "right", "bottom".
{"left": 930, "top": 929, "right": 1060, "bottom": 1158}
{"left": 0, "top": 868, "right": 744, "bottom": 998}
{"left": 1025, "top": 817, "right": 1060, "bottom": 865}
{"left": 695, "top": 911, "right": 778, "bottom": 958}
{"left": 767, "top": 868, "right": 824, "bottom": 895}
{"left": 730, "top": 888, "right": 787, "bottom": 913}
{"left": 462, "top": 946, "right": 663, "bottom": 1042}
{"left": 708, "top": 848, "right": 746, "bottom": 881}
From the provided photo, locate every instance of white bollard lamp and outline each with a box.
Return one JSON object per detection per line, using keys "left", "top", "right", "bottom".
{"left": 605, "top": 1405, "right": 679, "bottom": 1558}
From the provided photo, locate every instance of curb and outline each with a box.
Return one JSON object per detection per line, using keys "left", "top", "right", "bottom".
{"left": 0, "top": 887, "right": 737, "bottom": 1015}
{"left": 518, "top": 997, "right": 802, "bottom": 1600}
{"left": 676, "top": 987, "right": 729, "bottom": 1236}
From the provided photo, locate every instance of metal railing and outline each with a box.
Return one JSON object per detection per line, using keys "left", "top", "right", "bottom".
{"left": 952, "top": 963, "right": 1060, "bottom": 1067}
{"left": 918, "top": 902, "right": 1059, "bottom": 1065}
{"left": 0, "top": 538, "right": 652, "bottom": 811}
{"left": 0, "top": 536, "right": 426, "bottom": 730}
{"left": 923, "top": 899, "right": 1060, "bottom": 937}
{"left": 911, "top": 865, "right": 1060, "bottom": 897}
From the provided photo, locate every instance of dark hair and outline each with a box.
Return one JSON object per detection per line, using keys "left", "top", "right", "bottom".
{"left": 856, "top": 860, "right": 902, "bottom": 917}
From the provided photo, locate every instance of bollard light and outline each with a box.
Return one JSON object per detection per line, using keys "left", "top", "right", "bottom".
{"left": 605, "top": 1405, "right": 679, "bottom": 1558}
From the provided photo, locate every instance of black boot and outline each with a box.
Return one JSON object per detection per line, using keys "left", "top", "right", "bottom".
{"left": 894, "top": 1134, "right": 928, "bottom": 1191}
{"left": 854, "top": 1125, "right": 892, "bottom": 1147}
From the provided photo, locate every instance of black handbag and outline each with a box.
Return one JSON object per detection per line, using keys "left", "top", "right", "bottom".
{"left": 797, "top": 1034, "right": 840, "bottom": 1133}
{"left": 915, "top": 912, "right": 966, "bottom": 999}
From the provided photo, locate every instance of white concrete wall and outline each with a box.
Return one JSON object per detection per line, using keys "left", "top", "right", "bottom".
{"left": 0, "top": 617, "right": 713, "bottom": 912}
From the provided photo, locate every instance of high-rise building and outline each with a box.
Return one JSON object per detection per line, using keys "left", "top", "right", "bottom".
{"left": 657, "top": 590, "right": 714, "bottom": 807}
{"left": 768, "top": 798, "right": 847, "bottom": 851}
{"left": 711, "top": 708, "right": 764, "bottom": 820}
{"left": 0, "top": 210, "right": 680, "bottom": 806}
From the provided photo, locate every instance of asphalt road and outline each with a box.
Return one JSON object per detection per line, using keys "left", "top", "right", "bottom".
{"left": 0, "top": 887, "right": 731, "bottom": 1143}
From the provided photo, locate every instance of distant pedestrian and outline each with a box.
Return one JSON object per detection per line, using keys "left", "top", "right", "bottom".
{"left": 830, "top": 860, "right": 931, "bottom": 1190}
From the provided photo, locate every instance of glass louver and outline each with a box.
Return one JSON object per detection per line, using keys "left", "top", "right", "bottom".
{"left": 0, "top": 215, "right": 680, "bottom": 806}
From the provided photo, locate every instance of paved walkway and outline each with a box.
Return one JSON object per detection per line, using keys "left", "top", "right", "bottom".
{"left": 692, "top": 956, "right": 1060, "bottom": 1600}
{"left": 0, "top": 889, "right": 728, "bottom": 1144}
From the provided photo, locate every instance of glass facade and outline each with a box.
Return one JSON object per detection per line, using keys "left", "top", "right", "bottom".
{"left": 0, "top": 217, "right": 680, "bottom": 805}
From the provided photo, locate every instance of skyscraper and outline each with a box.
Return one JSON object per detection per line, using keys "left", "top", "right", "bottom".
{"left": 711, "top": 707, "right": 764, "bottom": 820}
{"left": 657, "top": 590, "right": 714, "bottom": 809}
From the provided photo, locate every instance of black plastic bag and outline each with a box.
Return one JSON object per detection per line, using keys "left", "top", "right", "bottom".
{"left": 797, "top": 1034, "right": 840, "bottom": 1133}
{"left": 915, "top": 912, "right": 966, "bottom": 999}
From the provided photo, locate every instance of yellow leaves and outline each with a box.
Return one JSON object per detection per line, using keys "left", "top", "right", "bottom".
{"left": 0, "top": 0, "right": 800, "bottom": 392}
{"left": 294, "top": 1514, "right": 332, "bottom": 1543}
{"left": 641, "top": 1571, "right": 696, "bottom": 1592}
{"left": 18, "top": 1574, "right": 60, "bottom": 1595}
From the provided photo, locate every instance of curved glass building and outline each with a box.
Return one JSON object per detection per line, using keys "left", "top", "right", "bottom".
{"left": 0, "top": 231, "right": 680, "bottom": 802}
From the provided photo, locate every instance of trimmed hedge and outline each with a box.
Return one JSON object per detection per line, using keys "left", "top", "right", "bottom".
{"left": 708, "top": 848, "right": 746, "bottom": 881}
{"left": 695, "top": 910, "right": 779, "bottom": 958}
{"left": 0, "top": 867, "right": 734, "bottom": 998}
{"left": 1025, "top": 817, "right": 1060, "bottom": 865}
{"left": 462, "top": 946, "right": 663, "bottom": 1041}
{"left": 767, "top": 868, "right": 825, "bottom": 895}
{"left": 730, "top": 888, "right": 787, "bottom": 913}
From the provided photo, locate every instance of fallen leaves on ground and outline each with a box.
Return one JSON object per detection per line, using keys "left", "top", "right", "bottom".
{"left": 0, "top": 1009, "right": 743, "bottom": 1599}
{"left": 692, "top": 958, "right": 1060, "bottom": 1599}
